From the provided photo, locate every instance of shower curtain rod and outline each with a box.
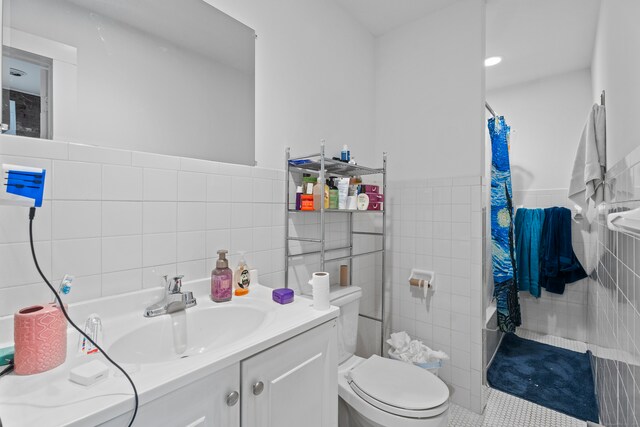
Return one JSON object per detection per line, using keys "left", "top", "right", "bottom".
{"left": 485, "top": 101, "right": 497, "bottom": 118}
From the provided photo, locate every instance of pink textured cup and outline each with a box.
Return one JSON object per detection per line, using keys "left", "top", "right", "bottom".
{"left": 14, "top": 303, "right": 67, "bottom": 375}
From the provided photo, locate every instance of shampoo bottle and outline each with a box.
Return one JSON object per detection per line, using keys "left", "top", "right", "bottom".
{"left": 211, "top": 250, "right": 233, "bottom": 302}
{"left": 234, "top": 252, "right": 251, "bottom": 296}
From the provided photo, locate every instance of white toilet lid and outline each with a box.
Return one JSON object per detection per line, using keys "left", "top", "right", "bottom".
{"left": 347, "top": 355, "right": 449, "bottom": 417}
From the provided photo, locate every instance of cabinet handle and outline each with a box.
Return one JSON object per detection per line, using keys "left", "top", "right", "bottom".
{"left": 252, "top": 381, "right": 264, "bottom": 396}
{"left": 226, "top": 391, "right": 239, "bottom": 406}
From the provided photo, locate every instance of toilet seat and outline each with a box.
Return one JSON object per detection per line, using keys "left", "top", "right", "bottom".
{"left": 347, "top": 355, "right": 449, "bottom": 418}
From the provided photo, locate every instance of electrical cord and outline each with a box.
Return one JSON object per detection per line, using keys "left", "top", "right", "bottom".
{"left": 28, "top": 207, "right": 138, "bottom": 426}
{"left": 0, "top": 362, "right": 14, "bottom": 378}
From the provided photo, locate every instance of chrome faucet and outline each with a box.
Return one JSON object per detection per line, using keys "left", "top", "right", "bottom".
{"left": 144, "top": 275, "right": 197, "bottom": 318}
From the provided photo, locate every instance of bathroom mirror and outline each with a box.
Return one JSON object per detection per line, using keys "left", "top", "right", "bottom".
{"left": 2, "top": 0, "right": 256, "bottom": 165}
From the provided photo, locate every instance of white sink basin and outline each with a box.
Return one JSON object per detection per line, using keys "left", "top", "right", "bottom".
{"left": 108, "top": 305, "right": 267, "bottom": 364}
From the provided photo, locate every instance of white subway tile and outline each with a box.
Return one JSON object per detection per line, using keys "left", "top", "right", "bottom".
{"left": 452, "top": 186, "right": 471, "bottom": 204}
{"left": 102, "top": 235, "right": 142, "bottom": 273}
{"left": 177, "top": 231, "right": 206, "bottom": 262}
{"left": 231, "top": 228, "right": 253, "bottom": 254}
{"left": 231, "top": 203, "right": 253, "bottom": 228}
{"left": 206, "top": 203, "right": 231, "bottom": 230}
{"left": 52, "top": 238, "right": 101, "bottom": 279}
{"left": 253, "top": 203, "right": 272, "bottom": 227}
{"left": 53, "top": 160, "right": 101, "bottom": 200}
{"left": 451, "top": 330, "right": 471, "bottom": 352}
{"left": 142, "top": 168, "right": 177, "bottom": 202}
{"left": 0, "top": 282, "right": 55, "bottom": 317}
{"left": 178, "top": 172, "right": 207, "bottom": 202}
{"left": 177, "top": 259, "right": 208, "bottom": 282}
{"left": 0, "top": 203, "right": 51, "bottom": 244}
{"left": 69, "top": 144, "right": 131, "bottom": 165}
{"left": 54, "top": 275, "right": 101, "bottom": 306}
{"left": 143, "top": 233, "right": 177, "bottom": 267}
{"left": 177, "top": 202, "right": 206, "bottom": 232}
{"left": 102, "top": 202, "right": 142, "bottom": 236}
{"left": 0, "top": 134, "right": 67, "bottom": 159}
{"left": 180, "top": 157, "right": 222, "bottom": 174}
{"left": 206, "top": 175, "right": 232, "bottom": 202}
{"left": 52, "top": 201, "right": 101, "bottom": 240}
{"left": 132, "top": 151, "right": 180, "bottom": 169}
{"left": 0, "top": 242, "right": 51, "bottom": 288}
{"left": 251, "top": 167, "right": 275, "bottom": 179}
{"left": 232, "top": 176, "right": 252, "bottom": 202}
{"left": 102, "top": 165, "right": 143, "bottom": 201}
{"left": 272, "top": 180, "right": 286, "bottom": 204}
{"left": 143, "top": 202, "right": 177, "bottom": 234}
{"left": 217, "top": 163, "right": 251, "bottom": 177}
{"left": 253, "top": 178, "right": 273, "bottom": 203}
{"left": 102, "top": 269, "right": 142, "bottom": 296}
{"left": 253, "top": 227, "right": 272, "bottom": 252}
{"left": 206, "top": 230, "right": 231, "bottom": 259}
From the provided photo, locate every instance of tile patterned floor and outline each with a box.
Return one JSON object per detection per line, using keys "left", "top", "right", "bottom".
{"left": 449, "top": 329, "right": 589, "bottom": 427}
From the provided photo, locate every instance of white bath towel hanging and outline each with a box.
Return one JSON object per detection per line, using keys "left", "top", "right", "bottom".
{"left": 568, "top": 104, "right": 606, "bottom": 224}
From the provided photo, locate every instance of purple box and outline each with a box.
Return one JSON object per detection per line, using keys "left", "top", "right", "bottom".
{"left": 366, "top": 192, "right": 384, "bottom": 203}
{"left": 272, "top": 288, "right": 294, "bottom": 304}
{"left": 367, "top": 202, "right": 383, "bottom": 211}
{"left": 361, "top": 184, "right": 379, "bottom": 194}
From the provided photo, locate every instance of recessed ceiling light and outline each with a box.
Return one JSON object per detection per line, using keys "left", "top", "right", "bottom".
{"left": 484, "top": 56, "right": 502, "bottom": 67}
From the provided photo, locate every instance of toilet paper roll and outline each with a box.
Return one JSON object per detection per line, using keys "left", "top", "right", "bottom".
{"left": 14, "top": 303, "right": 67, "bottom": 375}
{"left": 308, "top": 272, "right": 330, "bottom": 311}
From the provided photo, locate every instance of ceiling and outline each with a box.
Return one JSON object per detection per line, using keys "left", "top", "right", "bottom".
{"left": 486, "top": 0, "right": 601, "bottom": 91}
{"left": 332, "top": 0, "right": 460, "bottom": 36}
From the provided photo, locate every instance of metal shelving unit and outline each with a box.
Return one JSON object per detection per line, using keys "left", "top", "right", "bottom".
{"left": 284, "top": 143, "right": 387, "bottom": 355}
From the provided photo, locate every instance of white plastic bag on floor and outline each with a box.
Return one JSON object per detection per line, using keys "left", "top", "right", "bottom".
{"left": 386, "top": 331, "right": 449, "bottom": 364}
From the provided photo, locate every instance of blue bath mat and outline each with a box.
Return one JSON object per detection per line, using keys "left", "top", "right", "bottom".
{"left": 487, "top": 333, "right": 599, "bottom": 423}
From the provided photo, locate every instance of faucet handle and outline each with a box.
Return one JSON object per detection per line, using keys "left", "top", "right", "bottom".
{"left": 168, "top": 275, "right": 184, "bottom": 293}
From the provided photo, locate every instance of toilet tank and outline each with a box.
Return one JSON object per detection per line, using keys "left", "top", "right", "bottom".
{"left": 330, "top": 285, "right": 362, "bottom": 364}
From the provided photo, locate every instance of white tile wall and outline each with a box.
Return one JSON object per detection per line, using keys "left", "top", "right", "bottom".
{"left": 588, "top": 147, "right": 640, "bottom": 427}
{"left": 386, "top": 176, "right": 484, "bottom": 413}
{"left": 0, "top": 135, "right": 287, "bottom": 317}
{"left": 511, "top": 189, "right": 590, "bottom": 342}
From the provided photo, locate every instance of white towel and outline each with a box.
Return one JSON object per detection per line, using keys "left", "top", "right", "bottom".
{"left": 568, "top": 104, "right": 606, "bottom": 224}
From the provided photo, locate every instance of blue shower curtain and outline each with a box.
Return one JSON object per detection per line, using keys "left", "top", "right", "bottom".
{"left": 488, "top": 116, "right": 521, "bottom": 333}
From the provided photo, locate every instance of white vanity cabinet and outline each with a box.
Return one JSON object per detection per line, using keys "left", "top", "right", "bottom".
{"left": 99, "top": 363, "right": 240, "bottom": 427}
{"left": 99, "top": 319, "right": 337, "bottom": 427}
{"left": 241, "top": 318, "right": 338, "bottom": 427}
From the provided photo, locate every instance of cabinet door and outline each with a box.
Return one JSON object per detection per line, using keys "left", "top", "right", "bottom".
{"left": 99, "top": 363, "right": 240, "bottom": 427}
{"left": 241, "top": 320, "right": 338, "bottom": 427}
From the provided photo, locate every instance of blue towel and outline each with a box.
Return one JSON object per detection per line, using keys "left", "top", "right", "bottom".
{"left": 540, "top": 207, "right": 587, "bottom": 294}
{"left": 514, "top": 208, "right": 545, "bottom": 298}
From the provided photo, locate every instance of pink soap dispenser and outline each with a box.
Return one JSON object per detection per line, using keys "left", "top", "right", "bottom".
{"left": 211, "top": 249, "right": 233, "bottom": 302}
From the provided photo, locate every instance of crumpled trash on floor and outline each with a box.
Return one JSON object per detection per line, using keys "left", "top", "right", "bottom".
{"left": 387, "top": 331, "right": 449, "bottom": 364}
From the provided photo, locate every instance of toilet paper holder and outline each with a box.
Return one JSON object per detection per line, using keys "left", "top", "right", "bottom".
{"left": 408, "top": 269, "right": 435, "bottom": 289}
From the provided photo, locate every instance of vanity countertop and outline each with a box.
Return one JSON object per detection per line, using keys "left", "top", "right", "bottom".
{"left": 0, "top": 281, "right": 338, "bottom": 427}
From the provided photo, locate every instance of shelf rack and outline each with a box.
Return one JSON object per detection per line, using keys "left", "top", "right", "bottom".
{"left": 284, "top": 143, "right": 387, "bottom": 356}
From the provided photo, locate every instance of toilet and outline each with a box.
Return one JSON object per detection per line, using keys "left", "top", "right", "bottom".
{"left": 330, "top": 285, "right": 450, "bottom": 427}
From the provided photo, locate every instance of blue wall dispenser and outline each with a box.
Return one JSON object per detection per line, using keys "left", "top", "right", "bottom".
{"left": 1, "top": 164, "right": 46, "bottom": 207}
